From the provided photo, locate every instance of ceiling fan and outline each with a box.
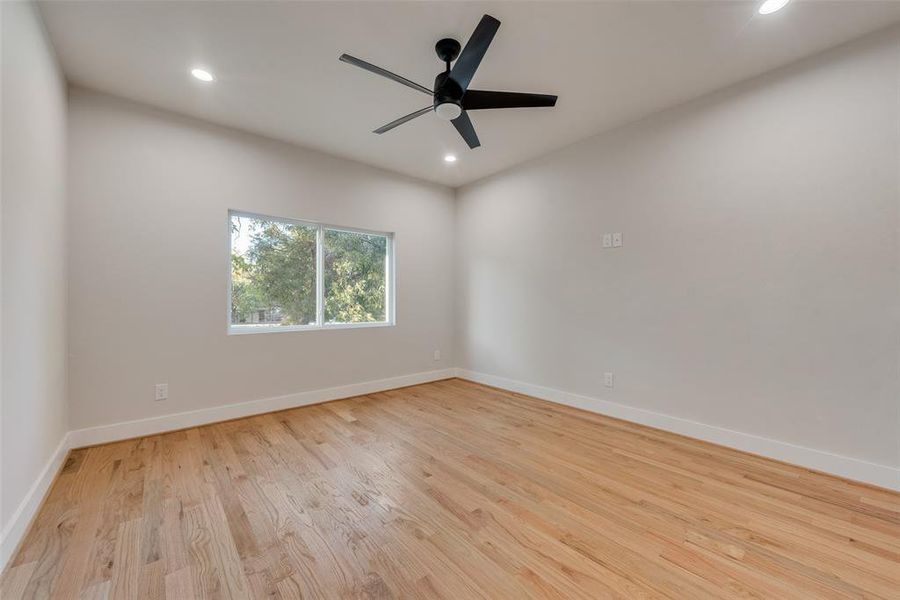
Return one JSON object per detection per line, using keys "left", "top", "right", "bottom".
{"left": 339, "top": 14, "right": 557, "bottom": 149}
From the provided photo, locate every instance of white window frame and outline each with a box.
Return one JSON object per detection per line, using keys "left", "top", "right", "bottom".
{"left": 227, "top": 209, "right": 395, "bottom": 335}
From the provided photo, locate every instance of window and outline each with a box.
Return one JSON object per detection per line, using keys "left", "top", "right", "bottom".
{"left": 229, "top": 211, "right": 393, "bottom": 333}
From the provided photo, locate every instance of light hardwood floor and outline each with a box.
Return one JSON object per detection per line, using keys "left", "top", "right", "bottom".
{"left": 2, "top": 378, "right": 898, "bottom": 599}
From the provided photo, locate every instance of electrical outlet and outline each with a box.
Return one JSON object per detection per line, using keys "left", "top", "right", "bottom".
{"left": 602, "top": 233, "right": 612, "bottom": 248}
{"left": 612, "top": 232, "right": 623, "bottom": 248}
{"left": 433, "top": 349, "right": 441, "bottom": 361}
{"left": 155, "top": 383, "right": 168, "bottom": 401}
{"left": 604, "top": 372, "right": 614, "bottom": 388}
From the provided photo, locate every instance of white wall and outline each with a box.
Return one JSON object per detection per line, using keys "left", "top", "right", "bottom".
{"left": 1, "top": 0, "right": 69, "bottom": 558}
{"left": 456, "top": 29, "right": 900, "bottom": 480}
{"left": 67, "top": 88, "right": 455, "bottom": 430}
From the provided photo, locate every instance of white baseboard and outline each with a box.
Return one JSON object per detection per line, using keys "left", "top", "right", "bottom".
{"left": 67, "top": 368, "right": 457, "bottom": 448}
{"left": 0, "top": 434, "right": 72, "bottom": 572}
{"left": 456, "top": 369, "right": 900, "bottom": 491}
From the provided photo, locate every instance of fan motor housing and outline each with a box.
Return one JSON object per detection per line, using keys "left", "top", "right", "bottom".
{"left": 434, "top": 72, "right": 462, "bottom": 102}
{"left": 433, "top": 71, "right": 463, "bottom": 120}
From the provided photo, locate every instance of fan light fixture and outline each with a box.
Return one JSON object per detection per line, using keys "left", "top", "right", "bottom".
{"left": 435, "top": 102, "right": 462, "bottom": 121}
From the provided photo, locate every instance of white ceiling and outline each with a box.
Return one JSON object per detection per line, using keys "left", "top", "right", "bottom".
{"left": 39, "top": 1, "right": 900, "bottom": 187}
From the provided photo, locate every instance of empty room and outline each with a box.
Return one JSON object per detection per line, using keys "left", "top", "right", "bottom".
{"left": 2, "top": 0, "right": 899, "bottom": 598}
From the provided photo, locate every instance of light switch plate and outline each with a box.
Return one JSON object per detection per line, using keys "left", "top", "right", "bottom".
{"left": 602, "top": 233, "right": 612, "bottom": 248}
{"left": 612, "top": 233, "right": 623, "bottom": 248}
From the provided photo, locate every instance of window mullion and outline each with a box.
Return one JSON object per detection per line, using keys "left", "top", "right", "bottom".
{"left": 316, "top": 225, "right": 325, "bottom": 327}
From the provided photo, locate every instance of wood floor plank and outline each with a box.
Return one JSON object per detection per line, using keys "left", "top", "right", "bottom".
{"left": 0, "top": 562, "right": 37, "bottom": 599}
{"left": 2, "top": 379, "right": 898, "bottom": 599}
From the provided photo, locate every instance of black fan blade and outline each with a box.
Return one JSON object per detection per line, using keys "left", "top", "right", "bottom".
{"left": 451, "top": 111, "right": 480, "bottom": 148}
{"left": 449, "top": 15, "right": 500, "bottom": 92}
{"left": 374, "top": 106, "right": 433, "bottom": 134}
{"left": 339, "top": 54, "right": 432, "bottom": 96}
{"left": 463, "top": 90, "right": 557, "bottom": 110}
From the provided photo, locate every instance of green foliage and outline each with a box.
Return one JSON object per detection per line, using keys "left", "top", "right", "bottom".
{"left": 246, "top": 221, "right": 317, "bottom": 324}
{"left": 324, "top": 230, "right": 386, "bottom": 323}
{"left": 230, "top": 253, "right": 270, "bottom": 322}
{"left": 230, "top": 216, "right": 387, "bottom": 326}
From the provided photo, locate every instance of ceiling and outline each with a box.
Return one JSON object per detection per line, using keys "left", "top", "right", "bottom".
{"left": 39, "top": 1, "right": 900, "bottom": 187}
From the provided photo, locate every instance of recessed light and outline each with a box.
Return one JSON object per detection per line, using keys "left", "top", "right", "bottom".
{"left": 444, "top": 154, "right": 457, "bottom": 163}
{"left": 191, "top": 68, "right": 215, "bottom": 82}
{"left": 758, "top": 0, "right": 790, "bottom": 15}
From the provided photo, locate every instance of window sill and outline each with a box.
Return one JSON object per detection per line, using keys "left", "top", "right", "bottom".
{"left": 228, "top": 321, "right": 395, "bottom": 335}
